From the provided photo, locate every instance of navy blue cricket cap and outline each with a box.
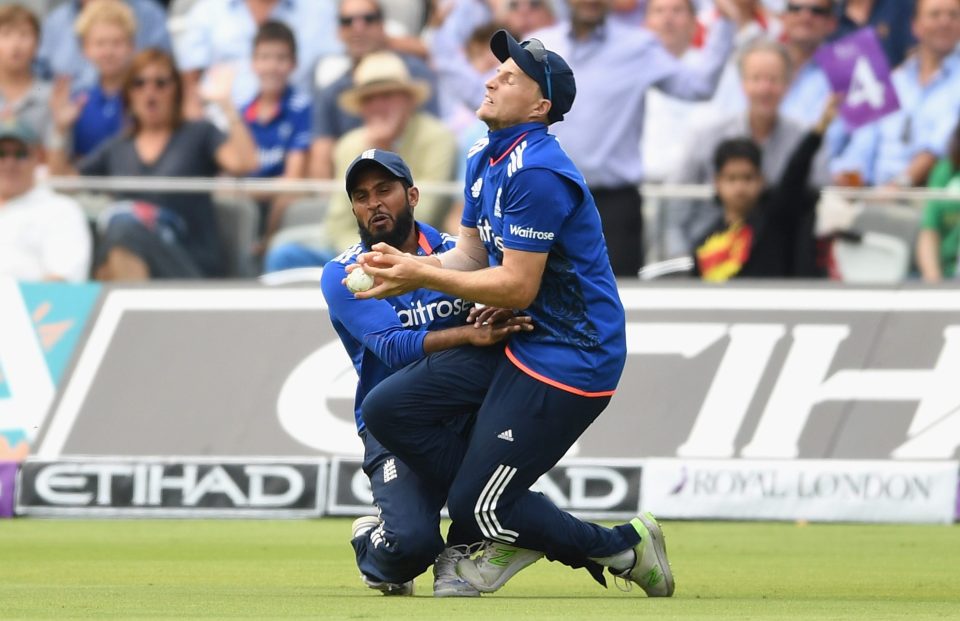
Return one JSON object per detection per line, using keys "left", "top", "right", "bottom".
{"left": 344, "top": 149, "right": 415, "bottom": 196}
{"left": 490, "top": 29, "right": 575, "bottom": 124}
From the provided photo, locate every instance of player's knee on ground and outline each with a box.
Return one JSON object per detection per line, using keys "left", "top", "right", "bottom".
{"left": 396, "top": 524, "right": 445, "bottom": 569}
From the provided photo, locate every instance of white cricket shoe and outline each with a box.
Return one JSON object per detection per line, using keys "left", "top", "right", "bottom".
{"left": 351, "top": 516, "right": 415, "bottom": 596}
{"left": 433, "top": 545, "right": 481, "bottom": 597}
{"left": 455, "top": 541, "right": 543, "bottom": 593}
{"left": 612, "top": 512, "right": 675, "bottom": 597}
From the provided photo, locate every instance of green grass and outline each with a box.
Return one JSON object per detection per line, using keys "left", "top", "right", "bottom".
{"left": 1, "top": 519, "right": 958, "bottom": 620}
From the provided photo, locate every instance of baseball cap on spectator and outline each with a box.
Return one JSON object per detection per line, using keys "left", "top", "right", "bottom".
{"left": 338, "top": 51, "right": 431, "bottom": 115}
{"left": 489, "top": 28, "right": 575, "bottom": 123}
{"left": 0, "top": 117, "right": 38, "bottom": 146}
{"left": 345, "top": 149, "right": 415, "bottom": 196}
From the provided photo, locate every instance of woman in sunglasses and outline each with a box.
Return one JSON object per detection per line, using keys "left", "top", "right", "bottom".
{"left": 50, "top": 48, "right": 258, "bottom": 280}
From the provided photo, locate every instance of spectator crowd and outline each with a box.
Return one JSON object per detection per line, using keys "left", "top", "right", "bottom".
{"left": 1, "top": 0, "right": 960, "bottom": 284}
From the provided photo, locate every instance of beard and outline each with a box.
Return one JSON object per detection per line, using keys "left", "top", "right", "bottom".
{"left": 358, "top": 201, "right": 415, "bottom": 250}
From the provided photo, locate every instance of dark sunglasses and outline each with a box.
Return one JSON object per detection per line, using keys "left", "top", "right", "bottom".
{"left": 508, "top": 0, "right": 545, "bottom": 10}
{"left": 0, "top": 147, "right": 30, "bottom": 161}
{"left": 132, "top": 76, "right": 174, "bottom": 90}
{"left": 522, "top": 38, "right": 552, "bottom": 101}
{"left": 785, "top": 3, "right": 833, "bottom": 17}
{"left": 338, "top": 12, "right": 381, "bottom": 27}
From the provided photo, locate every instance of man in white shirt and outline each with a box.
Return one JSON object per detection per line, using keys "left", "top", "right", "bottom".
{"left": 0, "top": 118, "right": 91, "bottom": 282}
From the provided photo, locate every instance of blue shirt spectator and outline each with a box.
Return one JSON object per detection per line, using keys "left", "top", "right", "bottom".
{"left": 37, "top": 0, "right": 171, "bottom": 91}
{"left": 830, "top": 54, "right": 960, "bottom": 185}
{"left": 72, "top": 84, "right": 124, "bottom": 157}
{"left": 831, "top": 0, "right": 916, "bottom": 67}
{"left": 175, "top": 0, "right": 342, "bottom": 111}
{"left": 242, "top": 86, "right": 311, "bottom": 177}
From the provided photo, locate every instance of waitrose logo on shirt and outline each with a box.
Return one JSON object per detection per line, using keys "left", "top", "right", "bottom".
{"left": 508, "top": 224, "right": 555, "bottom": 241}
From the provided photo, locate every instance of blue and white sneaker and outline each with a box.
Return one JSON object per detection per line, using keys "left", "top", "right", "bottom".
{"left": 351, "top": 516, "right": 415, "bottom": 596}
{"left": 433, "top": 545, "right": 481, "bottom": 597}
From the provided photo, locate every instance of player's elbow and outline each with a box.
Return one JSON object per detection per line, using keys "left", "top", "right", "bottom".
{"left": 503, "top": 282, "right": 539, "bottom": 310}
{"left": 364, "top": 331, "right": 420, "bottom": 370}
{"left": 375, "top": 344, "right": 416, "bottom": 370}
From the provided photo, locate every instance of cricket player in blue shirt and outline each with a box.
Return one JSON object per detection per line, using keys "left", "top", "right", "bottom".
{"left": 350, "top": 30, "right": 674, "bottom": 596}
{"left": 321, "top": 149, "right": 532, "bottom": 597}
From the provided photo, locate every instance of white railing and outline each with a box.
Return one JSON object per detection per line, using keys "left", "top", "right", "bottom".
{"left": 42, "top": 175, "right": 957, "bottom": 280}
{"left": 38, "top": 175, "right": 960, "bottom": 204}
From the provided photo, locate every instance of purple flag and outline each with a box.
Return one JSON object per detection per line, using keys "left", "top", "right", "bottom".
{"left": 0, "top": 462, "right": 16, "bottom": 518}
{"left": 814, "top": 28, "right": 900, "bottom": 130}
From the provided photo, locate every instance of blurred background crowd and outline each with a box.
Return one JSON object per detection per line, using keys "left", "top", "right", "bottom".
{"left": 1, "top": 0, "right": 959, "bottom": 285}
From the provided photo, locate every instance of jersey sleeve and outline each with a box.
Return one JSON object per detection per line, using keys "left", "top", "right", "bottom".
{"left": 460, "top": 140, "right": 487, "bottom": 229}
{"left": 320, "top": 261, "right": 427, "bottom": 370}
{"left": 500, "top": 168, "right": 579, "bottom": 252}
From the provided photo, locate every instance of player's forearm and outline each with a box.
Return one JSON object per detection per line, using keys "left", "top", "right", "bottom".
{"left": 418, "top": 263, "right": 536, "bottom": 309}
{"left": 437, "top": 227, "right": 489, "bottom": 271}
{"left": 437, "top": 245, "right": 487, "bottom": 271}
{"left": 422, "top": 325, "right": 476, "bottom": 354}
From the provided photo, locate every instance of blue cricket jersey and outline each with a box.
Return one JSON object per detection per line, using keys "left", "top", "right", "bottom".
{"left": 242, "top": 86, "right": 312, "bottom": 178}
{"left": 72, "top": 84, "right": 124, "bottom": 158}
{"left": 320, "top": 222, "right": 473, "bottom": 431}
{"left": 462, "top": 122, "right": 626, "bottom": 396}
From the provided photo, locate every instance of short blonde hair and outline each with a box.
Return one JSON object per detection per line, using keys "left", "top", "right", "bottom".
{"left": 75, "top": 0, "right": 137, "bottom": 41}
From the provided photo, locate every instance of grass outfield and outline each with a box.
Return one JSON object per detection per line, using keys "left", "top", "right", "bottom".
{"left": 1, "top": 519, "right": 958, "bottom": 620}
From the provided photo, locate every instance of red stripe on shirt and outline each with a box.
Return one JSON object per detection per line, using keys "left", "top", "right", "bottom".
{"left": 505, "top": 345, "right": 616, "bottom": 398}
{"left": 417, "top": 231, "right": 433, "bottom": 255}
{"left": 490, "top": 133, "right": 529, "bottom": 167}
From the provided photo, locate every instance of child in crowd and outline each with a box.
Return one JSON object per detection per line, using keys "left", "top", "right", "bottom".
{"left": 241, "top": 20, "right": 311, "bottom": 249}
{"left": 693, "top": 98, "right": 836, "bottom": 281}
{"left": 48, "top": 0, "right": 136, "bottom": 161}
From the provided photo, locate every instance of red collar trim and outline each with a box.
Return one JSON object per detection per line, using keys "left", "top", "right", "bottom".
{"left": 417, "top": 230, "right": 433, "bottom": 255}
{"left": 489, "top": 132, "right": 529, "bottom": 167}
{"left": 244, "top": 96, "right": 282, "bottom": 124}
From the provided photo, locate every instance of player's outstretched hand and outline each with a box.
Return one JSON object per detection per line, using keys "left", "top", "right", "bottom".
{"left": 349, "top": 251, "right": 423, "bottom": 299}
{"left": 356, "top": 242, "right": 405, "bottom": 269}
{"left": 467, "top": 305, "right": 518, "bottom": 328}
{"left": 468, "top": 315, "right": 533, "bottom": 347}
